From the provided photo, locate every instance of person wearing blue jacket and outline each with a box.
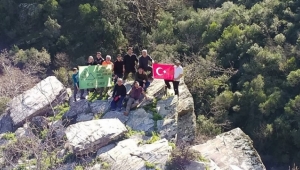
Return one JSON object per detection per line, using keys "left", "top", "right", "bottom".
{"left": 72, "top": 68, "right": 84, "bottom": 101}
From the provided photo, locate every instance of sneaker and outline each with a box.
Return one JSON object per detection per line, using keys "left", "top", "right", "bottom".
{"left": 111, "top": 109, "right": 116, "bottom": 111}
{"left": 117, "top": 108, "right": 122, "bottom": 112}
{"left": 123, "top": 112, "right": 129, "bottom": 116}
{"left": 80, "top": 97, "right": 85, "bottom": 100}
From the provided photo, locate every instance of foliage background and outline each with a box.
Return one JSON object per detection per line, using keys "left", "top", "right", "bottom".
{"left": 1, "top": 0, "right": 300, "bottom": 168}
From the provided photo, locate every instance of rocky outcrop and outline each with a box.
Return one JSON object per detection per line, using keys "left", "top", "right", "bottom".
{"left": 97, "top": 137, "right": 172, "bottom": 170}
{"left": 65, "top": 119, "right": 127, "bottom": 155}
{"left": 191, "top": 128, "right": 266, "bottom": 170}
{"left": 0, "top": 76, "right": 66, "bottom": 133}
{"left": 126, "top": 108, "right": 154, "bottom": 133}
{"left": 176, "top": 80, "right": 197, "bottom": 144}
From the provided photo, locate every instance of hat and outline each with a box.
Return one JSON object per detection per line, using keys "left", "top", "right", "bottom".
{"left": 72, "top": 67, "right": 78, "bottom": 71}
{"left": 174, "top": 59, "right": 181, "bottom": 64}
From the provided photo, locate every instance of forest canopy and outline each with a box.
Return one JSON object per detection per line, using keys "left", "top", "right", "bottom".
{"left": 1, "top": 0, "right": 300, "bottom": 168}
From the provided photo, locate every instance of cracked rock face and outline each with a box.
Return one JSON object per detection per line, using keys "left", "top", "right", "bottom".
{"left": 97, "top": 138, "right": 172, "bottom": 170}
{"left": 191, "top": 128, "right": 266, "bottom": 170}
{"left": 65, "top": 119, "right": 127, "bottom": 155}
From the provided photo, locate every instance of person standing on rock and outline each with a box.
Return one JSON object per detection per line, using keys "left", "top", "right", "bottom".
{"left": 124, "top": 81, "right": 147, "bottom": 116}
{"left": 123, "top": 47, "right": 138, "bottom": 81}
{"left": 72, "top": 68, "right": 85, "bottom": 101}
{"left": 138, "top": 49, "right": 155, "bottom": 81}
{"left": 95, "top": 52, "right": 104, "bottom": 65}
{"left": 110, "top": 78, "right": 127, "bottom": 111}
{"left": 135, "top": 67, "right": 150, "bottom": 92}
{"left": 86, "top": 56, "right": 97, "bottom": 94}
{"left": 97, "top": 55, "right": 114, "bottom": 100}
{"left": 164, "top": 60, "right": 183, "bottom": 96}
{"left": 113, "top": 54, "right": 124, "bottom": 84}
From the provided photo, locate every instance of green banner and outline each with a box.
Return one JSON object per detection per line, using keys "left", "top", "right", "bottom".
{"left": 79, "top": 65, "right": 113, "bottom": 89}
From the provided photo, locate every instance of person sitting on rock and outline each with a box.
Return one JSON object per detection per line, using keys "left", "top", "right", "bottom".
{"left": 113, "top": 54, "right": 124, "bottom": 84}
{"left": 72, "top": 67, "right": 84, "bottom": 101}
{"left": 135, "top": 67, "right": 150, "bottom": 92}
{"left": 124, "top": 81, "right": 147, "bottom": 116}
{"left": 110, "top": 78, "right": 127, "bottom": 111}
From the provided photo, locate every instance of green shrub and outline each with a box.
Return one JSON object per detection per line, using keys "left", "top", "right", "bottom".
{"left": 145, "top": 161, "right": 155, "bottom": 169}
{"left": 49, "top": 102, "right": 70, "bottom": 121}
{"left": 146, "top": 132, "right": 160, "bottom": 144}
{"left": 2, "top": 132, "right": 16, "bottom": 141}
{"left": 53, "top": 67, "right": 72, "bottom": 87}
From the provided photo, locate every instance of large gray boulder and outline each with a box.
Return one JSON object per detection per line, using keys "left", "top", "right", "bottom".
{"left": 97, "top": 138, "right": 172, "bottom": 170}
{"left": 191, "top": 128, "right": 266, "bottom": 170}
{"left": 65, "top": 119, "right": 127, "bottom": 155}
{"left": 0, "top": 76, "right": 66, "bottom": 133}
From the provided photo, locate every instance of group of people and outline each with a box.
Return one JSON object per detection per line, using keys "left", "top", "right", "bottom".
{"left": 72, "top": 47, "right": 183, "bottom": 116}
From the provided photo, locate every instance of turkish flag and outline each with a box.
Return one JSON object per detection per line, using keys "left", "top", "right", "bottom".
{"left": 153, "top": 63, "right": 174, "bottom": 80}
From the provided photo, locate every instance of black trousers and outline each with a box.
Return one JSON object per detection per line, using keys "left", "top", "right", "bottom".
{"left": 74, "top": 85, "right": 84, "bottom": 100}
{"left": 123, "top": 68, "right": 136, "bottom": 80}
{"left": 164, "top": 80, "right": 180, "bottom": 96}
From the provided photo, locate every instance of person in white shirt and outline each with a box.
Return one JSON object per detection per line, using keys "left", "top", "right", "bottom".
{"left": 164, "top": 60, "right": 183, "bottom": 96}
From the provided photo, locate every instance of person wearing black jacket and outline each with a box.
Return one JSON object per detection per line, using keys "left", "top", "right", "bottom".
{"left": 123, "top": 47, "right": 138, "bottom": 81}
{"left": 135, "top": 67, "right": 150, "bottom": 92}
{"left": 110, "top": 78, "right": 127, "bottom": 111}
{"left": 138, "top": 49, "right": 154, "bottom": 79}
{"left": 114, "top": 54, "right": 124, "bottom": 84}
{"left": 95, "top": 52, "right": 104, "bottom": 65}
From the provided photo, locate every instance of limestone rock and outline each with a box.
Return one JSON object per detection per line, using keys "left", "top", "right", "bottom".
{"left": 126, "top": 108, "right": 154, "bottom": 133}
{"left": 65, "top": 119, "right": 127, "bottom": 154}
{"left": 90, "top": 100, "right": 110, "bottom": 114}
{"left": 0, "top": 114, "right": 13, "bottom": 133}
{"left": 146, "top": 79, "right": 166, "bottom": 98}
{"left": 48, "top": 120, "right": 65, "bottom": 141}
{"left": 156, "top": 96, "right": 177, "bottom": 118}
{"left": 96, "top": 143, "right": 116, "bottom": 156}
{"left": 185, "top": 160, "right": 221, "bottom": 170}
{"left": 2, "top": 76, "right": 66, "bottom": 132}
{"left": 15, "top": 123, "right": 34, "bottom": 138}
{"left": 191, "top": 128, "right": 266, "bottom": 170}
{"left": 76, "top": 112, "right": 94, "bottom": 122}
{"left": 98, "top": 138, "right": 172, "bottom": 170}
{"left": 157, "top": 119, "right": 177, "bottom": 142}
{"left": 102, "top": 111, "right": 129, "bottom": 124}
{"left": 62, "top": 100, "right": 90, "bottom": 125}
{"left": 176, "top": 81, "right": 196, "bottom": 144}
{"left": 31, "top": 116, "right": 48, "bottom": 129}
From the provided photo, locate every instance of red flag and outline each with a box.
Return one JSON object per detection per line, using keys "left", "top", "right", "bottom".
{"left": 153, "top": 63, "right": 174, "bottom": 80}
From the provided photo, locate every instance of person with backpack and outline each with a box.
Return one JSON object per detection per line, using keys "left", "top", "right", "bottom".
{"left": 123, "top": 47, "right": 138, "bottom": 81}
{"left": 113, "top": 54, "right": 124, "bottom": 84}
{"left": 110, "top": 78, "right": 127, "bottom": 111}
